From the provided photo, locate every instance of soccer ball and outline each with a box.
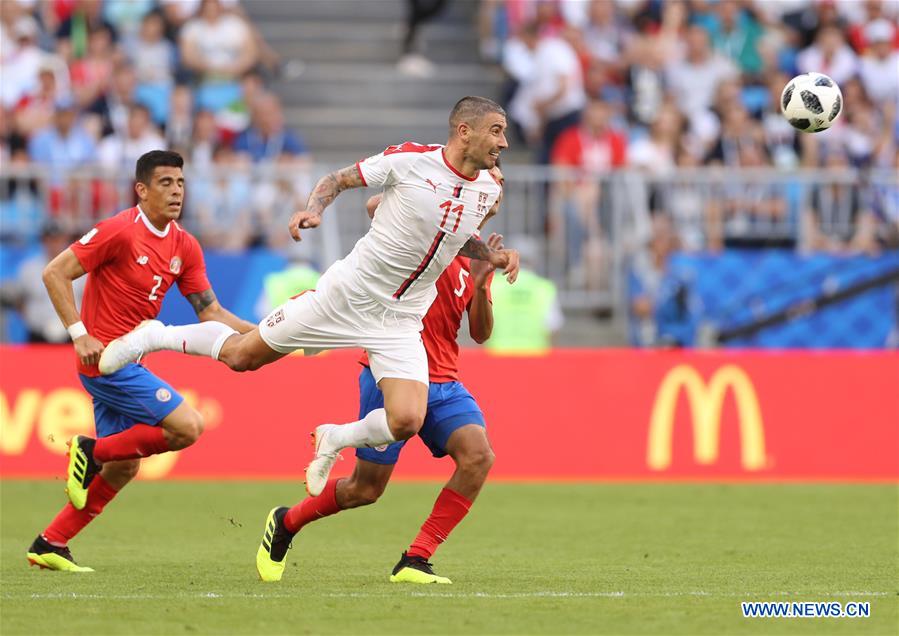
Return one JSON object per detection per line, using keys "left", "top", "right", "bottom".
{"left": 780, "top": 73, "right": 843, "bottom": 133}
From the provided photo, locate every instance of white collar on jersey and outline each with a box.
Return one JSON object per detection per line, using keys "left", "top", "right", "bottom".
{"left": 135, "top": 205, "right": 171, "bottom": 238}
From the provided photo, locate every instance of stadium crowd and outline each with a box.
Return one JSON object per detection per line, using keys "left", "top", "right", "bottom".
{"left": 1, "top": 0, "right": 309, "bottom": 250}
{"left": 1, "top": 0, "right": 897, "bottom": 349}
{"left": 484, "top": 0, "right": 897, "bottom": 254}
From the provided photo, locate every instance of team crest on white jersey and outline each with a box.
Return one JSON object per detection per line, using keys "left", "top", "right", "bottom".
{"left": 479, "top": 191, "right": 488, "bottom": 204}
{"left": 169, "top": 257, "right": 182, "bottom": 274}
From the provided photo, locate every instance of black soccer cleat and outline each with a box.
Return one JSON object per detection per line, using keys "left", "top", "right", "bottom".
{"left": 26, "top": 535, "right": 94, "bottom": 572}
{"left": 65, "top": 435, "right": 100, "bottom": 510}
{"left": 389, "top": 551, "right": 452, "bottom": 584}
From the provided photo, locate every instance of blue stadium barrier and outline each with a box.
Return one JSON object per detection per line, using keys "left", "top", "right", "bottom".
{"left": 656, "top": 250, "right": 899, "bottom": 348}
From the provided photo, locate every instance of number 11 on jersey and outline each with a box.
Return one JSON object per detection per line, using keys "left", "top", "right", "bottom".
{"left": 439, "top": 200, "right": 463, "bottom": 233}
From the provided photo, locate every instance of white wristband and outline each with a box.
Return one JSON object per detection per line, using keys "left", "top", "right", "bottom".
{"left": 67, "top": 321, "right": 88, "bottom": 340}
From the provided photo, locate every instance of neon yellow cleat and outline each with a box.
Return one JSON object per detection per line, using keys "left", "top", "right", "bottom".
{"left": 256, "top": 507, "right": 293, "bottom": 582}
{"left": 26, "top": 535, "right": 94, "bottom": 572}
{"left": 65, "top": 435, "right": 99, "bottom": 510}
{"left": 389, "top": 552, "right": 452, "bottom": 584}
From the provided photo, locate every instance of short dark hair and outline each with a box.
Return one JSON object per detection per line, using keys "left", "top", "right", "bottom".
{"left": 135, "top": 150, "right": 183, "bottom": 184}
{"left": 449, "top": 96, "right": 506, "bottom": 136}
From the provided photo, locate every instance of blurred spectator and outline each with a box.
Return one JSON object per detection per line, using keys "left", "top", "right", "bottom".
{"left": 486, "top": 236, "right": 563, "bottom": 355}
{"left": 0, "top": 138, "right": 43, "bottom": 243}
{"left": 550, "top": 99, "right": 626, "bottom": 289}
{"left": 55, "top": 0, "right": 117, "bottom": 62}
{"left": 69, "top": 24, "right": 117, "bottom": 110}
{"left": 582, "top": 0, "right": 633, "bottom": 71}
{"left": 87, "top": 62, "right": 138, "bottom": 139}
{"left": 184, "top": 144, "right": 255, "bottom": 250}
{"left": 624, "top": 35, "right": 667, "bottom": 127}
{"left": 102, "top": 0, "right": 154, "bottom": 40}
{"left": 97, "top": 104, "right": 164, "bottom": 172}
{"left": 233, "top": 92, "right": 308, "bottom": 164}
{"left": 628, "top": 103, "right": 682, "bottom": 175}
{"left": 796, "top": 24, "right": 858, "bottom": 86}
{"left": 397, "top": 0, "right": 448, "bottom": 78}
{"left": 871, "top": 148, "right": 899, "bottom": 248}
{"left": 706, "top": 142, "right": 790, "bottom": 250}
{"left": 13, "top": 65, "right": 64, "bottom": 137}
{"left": 666, "top": 25, "right": 739, "bottom": 122}
{"left": 165, "top": 84, "right": 195, "bottom": 152}
{"left": 701, "top": 0, "right": 765, "bottom": 75}
{"left": 184, "top": 108, "right": 219, "bottom": 169}
{"left": 28, "top": 98, "right": 97, "bottom": 178}
{"left": 802, "top": 148, "right": 879, "bottom": 254}
{"left": 159, "top": 0, "right": 239, "bottom": 39}
{"left": 521, "top": 25, "right": 587, "bottom": 162}
{"left": 502, "top": 21, "right": 539, "bottom": 140}
{"left": 551, "top": 99, "right": 627, "bottom": 173}
{"left": 126, "top": 10, "right": 176, "bottom": 124}
{"left": 0, "top": 221, "right": 85, "bottom": 343}
{"left": 627, "top": 214, "right": 691, "bottom": 347}
{"left": 858, "top": 19, "right": 899, "bottom": 108}
{"left": 844, "top": 0, "right": 899, "bottom": 52}
{"left": 179, "top": 0, "right": 258, "bottom": 112}
{"left": 760, "top": 71, "right": 801, "bottom": 169}
{"left": 1, "top": 15, "right": 44, "bottom": 110}
{"left": 705, "top": 103, "right": 765, "bottom": 167}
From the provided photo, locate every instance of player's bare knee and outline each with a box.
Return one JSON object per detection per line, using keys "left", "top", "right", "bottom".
{"left": 459, "top": 446, "right": 495, "bottom": 477}
{"left": 386, "top": 409, "right": 425, "bottom": 441}
{"left": 220, "top": 348, "right": 250, "bottom": 372}
{"left": 167, "top": 409, "right": 204, "bottom": 449}
{"left": 354, "top": 482, "right": 385, "bottom": 507}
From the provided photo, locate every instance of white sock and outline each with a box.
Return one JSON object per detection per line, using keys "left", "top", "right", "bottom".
{"left": 328, "top": 408, "right": 396, "bottom": 450}
{"left": 157, "top": 322, "right": 237, "bottom": 360}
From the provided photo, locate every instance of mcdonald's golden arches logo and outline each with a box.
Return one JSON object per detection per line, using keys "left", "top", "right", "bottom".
{"left": 647, "top": 364, "right": 766, "bottom": 471}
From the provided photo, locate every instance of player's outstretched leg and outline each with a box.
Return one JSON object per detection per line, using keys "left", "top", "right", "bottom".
{"left": 306, "top": 378, "right": 426, "bottom": 496}
{"left": 99, "top": 319, "right": 237, "bottom": 375}
{"left": 390, "top": 425, "right": 494, "bottom": 585}
{"left": 28, "top": 460, "right": 137, "bottom": 571}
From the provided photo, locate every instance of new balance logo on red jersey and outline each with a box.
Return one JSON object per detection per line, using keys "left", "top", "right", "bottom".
{"left": 136, "top": 255, "right": 149, "bottom": 265}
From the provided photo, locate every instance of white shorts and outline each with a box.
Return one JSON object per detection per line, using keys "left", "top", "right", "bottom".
{"left": 258, "top": 261, "right": 428, "bottom": 385}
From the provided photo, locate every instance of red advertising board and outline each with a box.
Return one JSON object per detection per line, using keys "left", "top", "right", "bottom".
{"left": 1, "top": 346, "right": 897, "bottom": 481}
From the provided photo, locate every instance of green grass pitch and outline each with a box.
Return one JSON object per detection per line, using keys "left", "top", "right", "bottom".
{"left": 2, "top": 481, "right": 896, "bottom": 635}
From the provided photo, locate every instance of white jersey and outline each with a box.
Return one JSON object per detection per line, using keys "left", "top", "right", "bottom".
{"left": 346, "top": 142, "right": 502, "bottom": 317}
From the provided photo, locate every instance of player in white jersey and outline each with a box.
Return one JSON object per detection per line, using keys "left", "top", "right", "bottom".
{"left": 99, "top": 97, "right": 518, "bottom": 524}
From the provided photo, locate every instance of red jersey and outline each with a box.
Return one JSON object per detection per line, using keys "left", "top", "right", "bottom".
{"left": 360, "top": 255, "right": 492, "bottom": 383}
{"left": 70, "top": 207, "right": 210, "bottom": 377}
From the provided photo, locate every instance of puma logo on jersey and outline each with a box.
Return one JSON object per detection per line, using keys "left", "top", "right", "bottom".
{"left": 136, "top": 255, "right": 149, "bottom": 265}
{"left": 425, "top": 179, "right": 440, "bottom": 193}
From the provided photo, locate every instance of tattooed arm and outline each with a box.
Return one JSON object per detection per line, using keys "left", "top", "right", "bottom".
{"left": 288, "top": 164, "right": 366, "bottom": 241}
{"left": 459, "top": 235, "right": 520, "bottom": 284}
{"left": 188, "top": 289, "right": 255, "bottom": 333}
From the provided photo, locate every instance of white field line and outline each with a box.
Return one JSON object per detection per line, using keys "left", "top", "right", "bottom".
{"left": 3, "top": 591, "right": 890, "bottom": 601}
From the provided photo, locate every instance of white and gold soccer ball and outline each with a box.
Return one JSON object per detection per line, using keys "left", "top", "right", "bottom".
{"left": 780, "top": 72, "right": 843, "bottom": 133}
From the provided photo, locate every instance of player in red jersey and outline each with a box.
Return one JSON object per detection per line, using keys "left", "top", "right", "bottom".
{"left": 255, "top": 165, "right": 505, "bottom": 584}
{"left": 26, "top": 150, "right": 254, "bottom": 571}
